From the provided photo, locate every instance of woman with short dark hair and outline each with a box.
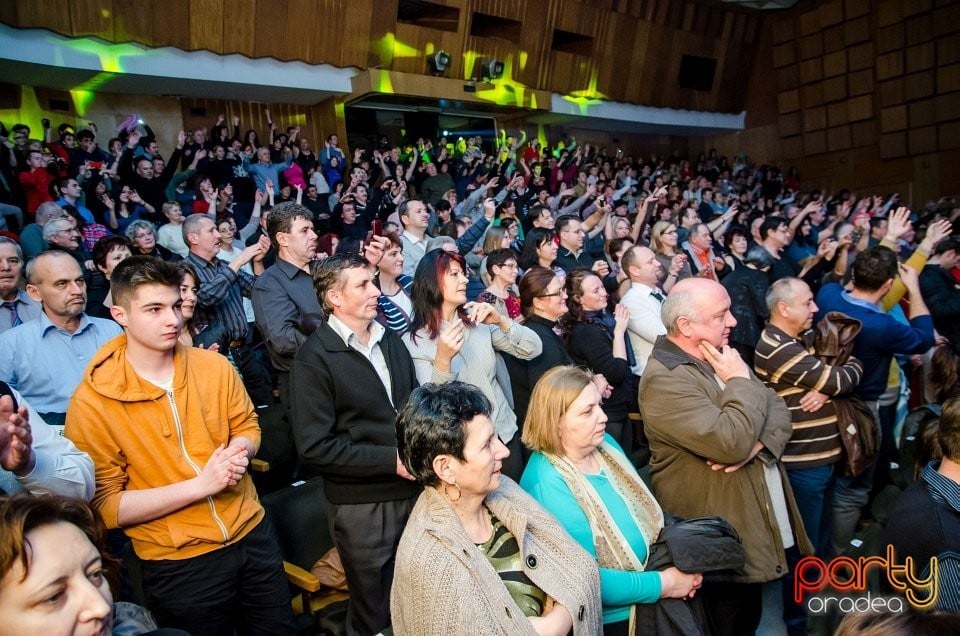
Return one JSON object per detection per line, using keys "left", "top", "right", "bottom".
{"left": 391, "top": 382, "right": 602, "bottom": 635}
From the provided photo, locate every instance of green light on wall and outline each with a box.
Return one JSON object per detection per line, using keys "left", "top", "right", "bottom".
{"left": 562, "top": 72, "right": 607, "bottom": 115}
{"left": 49, "top": 36, "right": 144, "bottom": 74}
{"left": 374, "top": 33, "right": 420, "bottom": 66}
{"left": 374, "top": 70, "right": 395, "bottom": 94}
{"left": 473, "top": 54, "right": 532, "bottom": 108}
{"left": 70, "top": 89, "right": 95, "bottom": 117}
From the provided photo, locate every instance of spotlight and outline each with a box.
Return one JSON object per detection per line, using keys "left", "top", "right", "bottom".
{"left": 479, "top": 58, "right": 504, "bottom": 80}
{"left": 427, "top": 50, "right": 451, "bottom": 76}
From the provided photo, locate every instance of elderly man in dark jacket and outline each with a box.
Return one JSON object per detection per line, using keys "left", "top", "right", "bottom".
{"left": 639, "top": 278, "right": 812, "bottom": 636}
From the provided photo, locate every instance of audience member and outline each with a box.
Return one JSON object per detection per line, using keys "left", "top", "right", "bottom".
{"left": 521, "top": 366, "right": 704, "bottom": 634}
{"left": 0, "top": 237, "right": 41, "bottom": 332}
{"left": 290, "top": 252, "right": 421, "bottom": 636}
{"left": 403, "top": 249, "right": 542, "bottom": 481}
{"left": 0, "top": 251, "right": 122, "bottom": 427}
{"left": 919, "top": 236, "right": 960, "bottom": 346}
{"left": 815, "top": 246, "right": 936, "bottom": 552}
{"left": 563, "top": 269, "right": 635, "bottom": 453}
{"left": 184, "top": 214, "right": 273, "bottom": 406}
{"left": 251, "top": 202, "right": 321, "bottom": 412}
{"left": 754, "top": 277, "right": 864, "bottom": 558}
{"left": 65, "top": 256, "right": 295, "bottom": 634}
{"left": 392, "top": 381, "right": 602, "bottom": 635}
{"left": 0, "top": 386, "right": 94, "bottom": 498}
{"left": 619, "top": 245, "right": 670, "bottom": 377}
{"left": 881, "top": 395, "right": 960, "bottom": 612}
{"left": 0, "top": 494, "right": 170, "bottom": 634}
{"left": 639, "top": 278, "right": 811, "bottom": 636}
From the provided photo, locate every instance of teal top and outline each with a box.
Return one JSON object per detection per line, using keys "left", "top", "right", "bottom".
{"left": 519, "top": 434, "right": 662, "bottom": 624}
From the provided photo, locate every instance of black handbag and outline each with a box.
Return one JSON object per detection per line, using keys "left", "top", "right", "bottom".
{"left": 648, "top": 516, "right": 746, "bottom": 573}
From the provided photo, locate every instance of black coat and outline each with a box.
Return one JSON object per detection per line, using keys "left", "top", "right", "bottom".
{"left": 721, "top": 266, "right": 770, "bottom": 348}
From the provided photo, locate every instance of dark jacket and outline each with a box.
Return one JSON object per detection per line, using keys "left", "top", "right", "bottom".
{"left": 504, "top": 314, "right": 573, "bottom": 426}
{"left": 721, "top": 265, "right": 770, "bottom": 348}
{"left": 919, "top": 263, "right": 960, "bottom": 346}
{"left": 567, "top": 318, "right": 635, "bottom": 423}
{"left": 290, "top": 319, "right": 421, "bottom": 504}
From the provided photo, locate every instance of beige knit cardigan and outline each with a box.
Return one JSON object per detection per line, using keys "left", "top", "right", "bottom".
{"left": 390, "top": 477, "right": 603, "bottom": 635}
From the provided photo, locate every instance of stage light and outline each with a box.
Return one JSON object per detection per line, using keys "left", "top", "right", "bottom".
{"left": 427, "top": 50, "right": 451, "bottom": 75}
{"left": 479, "top": 58, "right": 504, "bottom": 80}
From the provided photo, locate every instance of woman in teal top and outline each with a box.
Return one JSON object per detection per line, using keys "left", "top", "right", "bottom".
{"left": 519, "top": 365, "right": 703, "bottom": 635}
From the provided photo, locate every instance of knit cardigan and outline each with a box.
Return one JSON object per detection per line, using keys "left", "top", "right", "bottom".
{"left": 390, "top": 477, "right": 603, "bottom": 635}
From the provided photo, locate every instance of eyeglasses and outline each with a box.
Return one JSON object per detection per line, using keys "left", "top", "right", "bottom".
{"left": 134, "top": 232, "right": 153, "bottom": 239}
{"left": 538, "top": 289, "right": 566, "bottom": 298}
{"left": 497, "top": 263, "right": 519, "bottom": 270}
{"left": 663, "top": 229, "right": 678, "bottom": 235}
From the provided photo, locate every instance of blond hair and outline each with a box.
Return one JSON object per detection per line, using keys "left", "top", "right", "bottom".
{"left": 522, "top": 365, "right": 594, "bottom": 454}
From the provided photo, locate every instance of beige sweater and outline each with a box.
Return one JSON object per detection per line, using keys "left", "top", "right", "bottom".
{"left": 390, "top": 477, "right": 603, "bottom": 635}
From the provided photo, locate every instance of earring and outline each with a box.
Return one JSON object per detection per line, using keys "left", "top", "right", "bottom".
{"left": 443, "top": 481, "right": 462, "bottom": 503}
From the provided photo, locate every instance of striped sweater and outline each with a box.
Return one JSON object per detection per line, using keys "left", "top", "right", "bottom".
{"left": 754, "top": 324, "right": 864, "bottom": 469}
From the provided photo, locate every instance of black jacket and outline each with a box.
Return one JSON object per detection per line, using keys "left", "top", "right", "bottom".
{"left": 721, "top": 265, "right": 770, "bottom": 348}
{"left": 503, "top": 314, "right": 573, "bottom": 426}
{"left": 290, "top": 319, "right": 421, "bottom": 504}
{"left": 919, "top": 264, "right": 960, "bottom": 346}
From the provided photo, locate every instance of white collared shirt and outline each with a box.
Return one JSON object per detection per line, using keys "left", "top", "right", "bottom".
{"left": 327, "top": 314, "right": 393, "bottom": 405}
{"left": 620, "top": 281, "right": 667, "bottom": 376}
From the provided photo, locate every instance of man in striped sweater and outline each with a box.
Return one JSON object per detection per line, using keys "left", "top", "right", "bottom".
{"left": 754, "top": 277, "right": 864, "bottom": 557}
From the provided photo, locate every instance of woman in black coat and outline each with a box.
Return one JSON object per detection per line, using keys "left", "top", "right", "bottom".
{"left": 504, "top": 267, "right": 574, "bottom": 442}
{"left": 562, "top": 268, "right": 635, "bottom": 454}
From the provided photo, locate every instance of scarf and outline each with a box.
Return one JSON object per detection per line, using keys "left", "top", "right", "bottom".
{"left": 545, "top": 443, "right": 665, "bottom": 631}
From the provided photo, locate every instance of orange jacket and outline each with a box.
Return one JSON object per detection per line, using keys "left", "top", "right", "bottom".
{"left": 66, "top": 336, "right": 263, "bottom": 561}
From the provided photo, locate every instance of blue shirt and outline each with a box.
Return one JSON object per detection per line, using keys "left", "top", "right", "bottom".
{"left": 0, "top": 312, "right": 122, "bottom": 414}
{"left": 814, "top": 283, "right": 934, "bottom": 400}
{"left": 0, "top": 290, "right": 43, "bottom": 333}
{"left": 56, "top": 197, "right": 95, "bottom": 225}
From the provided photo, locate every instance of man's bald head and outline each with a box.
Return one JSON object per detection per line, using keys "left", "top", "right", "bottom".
{"left": 662, "top": 278, "right": 736, "bottom": 354}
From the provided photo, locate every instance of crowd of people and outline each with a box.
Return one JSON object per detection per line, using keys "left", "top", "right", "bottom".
{"left": 1, "top": 111, "right": 959, "bottom": 635}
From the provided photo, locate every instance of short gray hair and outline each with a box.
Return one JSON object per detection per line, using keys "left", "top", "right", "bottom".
{"left": 42, "top": 217, "right": 73, "bottom": 241}
{"left": 182, "top": 214, "right": 213, "bottom": 243}
{"left": 0, "top": 236, "right": 24, "bottom": 262}
{"left": 35, "top": 201, "right": 64, "bottom": 225}
{"left": 125, "top": 220, "right": 156, "bottom": 242}
{"left": 766, "top": 277, "right": 804, "bottom": 315}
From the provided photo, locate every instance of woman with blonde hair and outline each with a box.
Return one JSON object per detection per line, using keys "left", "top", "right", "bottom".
{"left": 520, "top": 365, "right": 702, "bottom": 635}
{"left": 649, "top": 220, "right": 691, "bottom": 292}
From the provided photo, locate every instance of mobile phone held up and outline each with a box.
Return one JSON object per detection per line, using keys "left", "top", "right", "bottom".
{"left": 364, "top": 219, "right": 384, "bottom": 249}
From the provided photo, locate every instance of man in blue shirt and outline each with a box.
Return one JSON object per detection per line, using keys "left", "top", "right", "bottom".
{"left": 0, "top": 251, "right": 122, "bottom": 427}
{"left": 815, "top": 245, "right": 935, "bottom": 553}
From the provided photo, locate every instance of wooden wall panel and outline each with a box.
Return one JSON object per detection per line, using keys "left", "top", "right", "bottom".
{"left": 0, "top": 0, "right": 762, "bottom": 114}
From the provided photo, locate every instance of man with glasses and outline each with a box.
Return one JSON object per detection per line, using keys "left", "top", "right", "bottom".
{"left": 554, "top": 214, "right": 609, "bottom": 276}
{"left": 0, "top": 251, "right": 121, "bottom": 427}
{"left": 42, "top": 217, "right": 89, "bottom": 278}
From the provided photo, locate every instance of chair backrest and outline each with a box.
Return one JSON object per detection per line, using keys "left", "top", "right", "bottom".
{"left": 261, "top": 478, "right": 333, "bottom": 570}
